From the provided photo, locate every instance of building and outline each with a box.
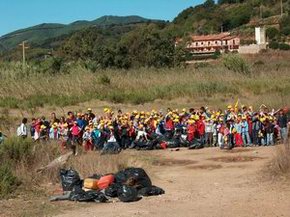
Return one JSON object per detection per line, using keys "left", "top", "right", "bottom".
{"left": 239, "top": 26, "right": 267, "bottom": 54}
{"left": 183, "top": 32, "right": 240, "bottom": 54}
{"left": 255, "top": 27, "right": 266, "bottom": 45}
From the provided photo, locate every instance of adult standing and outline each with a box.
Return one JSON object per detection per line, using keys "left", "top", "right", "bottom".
{"left": 277, "top": 109, "right": 288, "bottom": 144}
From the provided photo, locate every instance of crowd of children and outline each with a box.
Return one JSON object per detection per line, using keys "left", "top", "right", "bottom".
{"left": 16, "top": 105, "right": 289, "bottom": 154}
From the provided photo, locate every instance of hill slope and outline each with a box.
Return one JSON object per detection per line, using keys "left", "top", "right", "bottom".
{"left": 0, "top": 15, "right": 153, "bottom": 51}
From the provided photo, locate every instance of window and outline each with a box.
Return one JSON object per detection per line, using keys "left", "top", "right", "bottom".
{"left": 233, "top": 40, "right": 235, "bottom": 45}
{"left": 196, "top": 42, "right": 198, "bottom": 46}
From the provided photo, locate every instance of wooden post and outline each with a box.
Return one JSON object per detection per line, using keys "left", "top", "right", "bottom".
{"left": 19, "top": 41, "right": 28, "bottom": 72}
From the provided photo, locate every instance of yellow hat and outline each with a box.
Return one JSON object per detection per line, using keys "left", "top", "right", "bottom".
{"left": 227, "top": 105, "right": 232, "bottom": 109}
{"left": 188, "top": 120, "right": 195, "bottom": 124}
{"left": 63, "top": 123, "right": 68, "bottom": 128}
{"left": 41, "top": 125, "right": 46, "bottom": 129}
{"left": 88, "top": 108, "right": 92, "bottom": 111}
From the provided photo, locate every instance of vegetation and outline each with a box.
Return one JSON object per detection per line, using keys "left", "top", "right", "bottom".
{"left": 0, "top": 136, "right": 151, "bottom": 200}
{"left": 2, "top": 0, "right": 290, "bottom": 63}
{"left": 223, "top": 54, "right": 250, "bottom": 74}
{"left": 0, "top": 16, "right": 154, "bottom": 52}
{"left": 268, "top": 143, "right": 290, "bottom": 178}
{"left": 0, "top": 51, "right": 289, "bottom": 111}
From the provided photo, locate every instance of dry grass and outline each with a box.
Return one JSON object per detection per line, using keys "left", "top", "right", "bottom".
{"left": 15, "top": 144, "right": 154, "bottom": 189}
{"left": 67, "top": 150, "right": 152, "bottom": 179}
{"left": 0, "top": 50, "right": 289, "bottom": 110}
{"left": 269, "top": 143, "right": 290, "bottom": 177}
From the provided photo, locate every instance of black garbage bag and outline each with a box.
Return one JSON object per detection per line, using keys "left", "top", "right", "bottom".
{"left": 60, "top": 169, "right": 82, "bottom": 191}
{"left": 101, "top": 142, "right": 121, "bottom": 155}
{"left": 115, "top": 168, "right": 152, "bottom": 190}
{"left": 105, "top": 183, "right": 122, "bottom": 198}
{"left": 117, "top": 185, "right": 140, "bottom": 202}
{"left": 88, "top": 174, "right": 102, "bottom": 179}
{"left": 138, "top": 186, "right": 165, "bottom": 197}
{"left": 167, "top": 139, "right": 180, "bottom": 148}
{"left": 179, "top": 135, "right": 190, "bottom": 147}
{"left": 69, "top": 186, "right": 108, "bottom": 203}
{"left": 188, "top": 138, "right": 204, "bottom": 150}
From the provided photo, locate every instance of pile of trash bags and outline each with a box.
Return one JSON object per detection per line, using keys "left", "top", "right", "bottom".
{"left": 50, "top": 167, "right": 165, "bottom": 203}
{"left": 131, "top": 132, "right": 204, "bottom": 151}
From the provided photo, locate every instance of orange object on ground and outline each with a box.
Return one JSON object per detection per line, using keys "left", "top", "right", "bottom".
{"left": 97, "top": 175, "right": 115, "bottom": 189}
{"left": 84, "top": 178, "right": 99, "bottom": 190}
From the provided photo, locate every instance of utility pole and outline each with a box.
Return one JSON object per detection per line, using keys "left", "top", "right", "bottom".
{"left": 19, "top": 41, "right": 29, "bottom": 72}
{"left": 260, "top": 4, "right": 263, "bottom": 19}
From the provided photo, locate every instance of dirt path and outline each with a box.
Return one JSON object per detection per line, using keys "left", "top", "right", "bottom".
{"left": 53, "top": 146, "right": 290, "bottom": 217}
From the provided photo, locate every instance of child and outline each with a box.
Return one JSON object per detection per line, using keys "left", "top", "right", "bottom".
{"left": 49, "top": 123, "right": 59, "bottom": 140}
{"left": 82, "top": 127, "right": 93, "bottom": 151}
{"left": 71, "top": 121, "right": 81, "bottom": 145}
{"left": 60, "top": 123, "right": 70, "bottom": 153}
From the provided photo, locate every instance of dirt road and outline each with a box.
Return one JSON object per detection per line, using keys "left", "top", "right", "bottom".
{"left": 54, "top": 146, "right": 290, "bottom": 217}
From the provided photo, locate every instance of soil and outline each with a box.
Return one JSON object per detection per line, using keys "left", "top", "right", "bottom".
{"left": 2, "top": 146, "right": 290, "bottom": 217}
{"left": 54, "top": 146, "right": 290, "bottom": 217}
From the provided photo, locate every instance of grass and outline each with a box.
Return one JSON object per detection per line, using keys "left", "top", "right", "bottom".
{"left": 269, "top": 143, "right": 290, "bottom": 178}
{"left": 0, "top": 137, "right": 153, "bottom": 200}
{"left": 0, "top": 51, "right": 289, "bottom": 110}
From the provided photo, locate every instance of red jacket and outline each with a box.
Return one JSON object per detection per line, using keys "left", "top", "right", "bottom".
{"left": 165, "top": 119, "right": 174, "bottom": 131}
{"left": 187, "top": 124, "right": 196, "bottom": 142}
{"left": 197, "top": 120, "right": 205, "bottom": 136}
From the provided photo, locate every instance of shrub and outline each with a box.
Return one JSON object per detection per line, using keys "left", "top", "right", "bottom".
{"left": 84, "top": 60, "right": 99, "bottom": 72}
{"left": 268, "top": 143, "right": 290, "bottom": 177}
{"left": 98, "top": 74, "right": 111, "bottom": 85}
{"left": 269, "top": 41, "right": 279, "bottom": 50}
{"left": 222, "top": 54, "right": 250, "bottom": 74}
{"left": 278, "top": 43, "right": 290, "bottom": 51}
{"left": 266, "top": 27, "right": 280, "bottom": 40}
{"left": 0, "top": 163, "right": 19, "bottom": 198}
{"left": 0, "top": 137, "right": 34, "bottom": 164}
{"left": 253, "top": 60, "right": 265, "bottom": 67}
{"left": 281, "top": 27, "right": 290, "bottom": 36}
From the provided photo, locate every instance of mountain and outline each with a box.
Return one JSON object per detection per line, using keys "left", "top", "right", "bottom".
{"left": 0, "top": 15, "right": 154, "bottom": 51}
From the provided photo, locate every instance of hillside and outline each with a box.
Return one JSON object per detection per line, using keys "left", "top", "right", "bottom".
{"left": 0, "top": 0, "right": 289, "bottom": 64}
{"left": 0, "top": 15, "right": 154, "bottom": 52}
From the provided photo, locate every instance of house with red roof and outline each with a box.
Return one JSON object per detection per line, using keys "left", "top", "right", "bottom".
{"left": 181, "top": 32, "right": 240, "bottom": 54}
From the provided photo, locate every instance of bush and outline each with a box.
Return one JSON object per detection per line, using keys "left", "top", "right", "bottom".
{"left": 281, "top": 27, "right": 290, "bottom": 36}
{"left": 98, "top": 74, "right": 111, "bottom": 85}
{"left": 266, "top": 27, "right": 280, "bottom": 40}
{"left": 269, "top": 41, "right": 280, "bottom": 50}
{"left": 269, "top": 143, "right": 290, "bottom": 177}
{"left": 222, "top": 54, "right": 250, "bottom": 74}
{"left": 0, "top": 163, "right": 19, "bottom": 198}
{"left": 253, "top": 60, "right": 265, "bottom": 67}
{"left": 0, "top": 137, "right": 34, "bottom": 164}
{"left": 279, "top": 43, "right": 290, "bottom": 51}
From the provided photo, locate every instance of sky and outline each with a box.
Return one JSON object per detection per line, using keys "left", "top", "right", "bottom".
{"left": 0, "top": 0, "right": 203, "bottom": 36}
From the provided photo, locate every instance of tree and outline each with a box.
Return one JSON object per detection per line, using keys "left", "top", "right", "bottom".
{"left": 266, "top": 27, "right": 280, "bottom": 40}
